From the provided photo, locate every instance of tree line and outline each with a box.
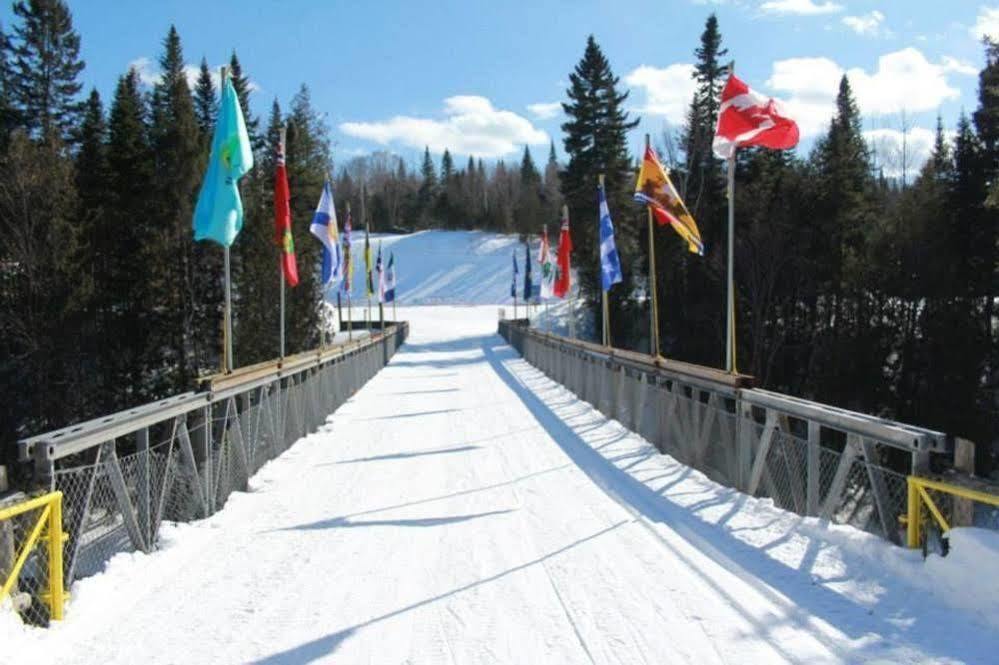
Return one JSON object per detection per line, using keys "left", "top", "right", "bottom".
{"left": 0, "top": 1, "right": 336, "bottom": 464}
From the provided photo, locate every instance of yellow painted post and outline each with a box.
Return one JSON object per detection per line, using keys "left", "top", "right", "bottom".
{"left": 47, "top": 492, "right": 65, "bottom": 620}
{"left": 907, "top": 476, "right": 921, "bottom": 549}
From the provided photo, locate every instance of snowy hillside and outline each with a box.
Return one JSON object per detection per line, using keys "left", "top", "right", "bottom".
{"left": 336, "top": 230, "right": 522, "bottom": 305}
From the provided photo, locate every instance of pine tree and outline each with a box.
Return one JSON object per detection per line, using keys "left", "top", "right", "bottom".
{"left": 74, "top": 88, "right": 108, "bottom": 293}
{"left": 283, "top": 84, "right": 330, "bottom": 350}
{"left": 543, "top": 140, "right": 561, "bottom": 222}
{"left": 105, "top": 67, "right": 155, "bottom": 398}
{"left": 8, "top": 0, "right": 85, "bottom": 141}
{"left": 228, "top": 50, "right": 260, "bottom": 150}
{"left": 516, "top": 145, "right": 543, "bottom": 235}
{"left": 0, "top": 24, "right": 14, "bottom": 145}
{"left": 193, "top": 56, "right": 216, "bottom": 138}
{"left": 149, "top": 26, "right": 203, "bottom": 388}
{"left": 417, "top": 146, "right": 437, "bottom": 227}
{"left": 560, "top": 35, "right": 639, "bottom": 341}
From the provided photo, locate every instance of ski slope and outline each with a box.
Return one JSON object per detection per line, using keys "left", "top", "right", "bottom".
{"left": 4, "top": 304, "right": 998, "bottom": 664}
{"left": 339, "top": 230, "right": 522, "bottom": 305}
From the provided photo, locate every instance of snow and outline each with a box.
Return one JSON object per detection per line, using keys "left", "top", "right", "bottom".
{"left": 3, "top": 240, "right": 999, "bottom": 663}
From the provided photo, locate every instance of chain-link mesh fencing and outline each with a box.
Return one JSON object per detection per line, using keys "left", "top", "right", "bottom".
{"left": 500, "top": 320, "right": 921, "bottom": 546}
{"left": 38, "top": 325, "right": 408, "bottom": 590}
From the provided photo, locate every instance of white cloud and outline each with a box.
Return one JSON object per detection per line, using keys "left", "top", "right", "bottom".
{"left": 766, "top": 48, "right": 962, "bottom": 137}
{"left": 339, "top": 95, "right": 548, "bottom": 158}
{"left": 864, "top": 126, "right": 938, "bottom": 180}
{"left": 970, "top": 6, "right": 999, "bottom": 41}
{"left": 624, "top": 64, "right": 697, "bottom": 124}
{"left": 842, "top": 10, "right": 885, "bottom": 37}
{"left": 941, "top": 55, "right": 978, "bottom": 76}
{"left": 527, "top": 102, "right": 562, "bottom": 119}
{"left": 128, "top": 57, "right": 259, "bottom": 93}
{"left": 759, "top": 0, "right": 842, "bottom": 16}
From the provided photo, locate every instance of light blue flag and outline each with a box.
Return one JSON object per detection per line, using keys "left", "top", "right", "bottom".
{"left": 192, "top": 75, "right": 254, "bottom": 247}
{"left": 599, "top": 183, "right": 623, "bottom": 292}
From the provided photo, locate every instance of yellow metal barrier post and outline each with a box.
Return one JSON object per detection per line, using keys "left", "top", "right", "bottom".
{"left": 0, "top": 491, "right": 67, "bottom": 622}
{"left": 907, "top": 476, "right": 999, "bottom": 550}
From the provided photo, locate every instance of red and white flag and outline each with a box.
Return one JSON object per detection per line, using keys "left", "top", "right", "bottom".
{"left": 553, "top": 207, "right": 572, "bottom": 299}
{"left": 713, "top": 74, "right": 799, "bottom": 159}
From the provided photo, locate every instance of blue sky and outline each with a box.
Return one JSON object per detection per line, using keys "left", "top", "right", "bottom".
{"left": 5, "top": 1, "right": 998, "bottom": 174}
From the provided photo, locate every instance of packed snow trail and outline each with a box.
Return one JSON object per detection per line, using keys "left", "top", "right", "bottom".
{"left": 5, "top": 306, "right": 997, "bottom": 664}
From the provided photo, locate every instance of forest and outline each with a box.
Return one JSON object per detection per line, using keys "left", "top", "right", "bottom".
{"left": 0, "top": 2, "right": 996, "bottom": 474}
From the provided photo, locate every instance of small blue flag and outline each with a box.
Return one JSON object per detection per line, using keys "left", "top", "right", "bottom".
{"left": 523, "top": 242, "right": 533, "bottom": 301}
{"left": 192, "top": 75, "right": 253, "bottom": 247}
{"left": 599, "top": 183, "right": 623, "bottom": 292}
{"left": 511, "top": 250, "right": 518, "bottom": 298}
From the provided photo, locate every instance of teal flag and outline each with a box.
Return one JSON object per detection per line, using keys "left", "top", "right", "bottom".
{"left": 192, "top": 75, "right": 253, "bottom": 246}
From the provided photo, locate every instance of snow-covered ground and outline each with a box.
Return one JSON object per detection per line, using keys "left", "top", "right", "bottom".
{"left": 3, "top": 304, "right": 998, "bottom": 664}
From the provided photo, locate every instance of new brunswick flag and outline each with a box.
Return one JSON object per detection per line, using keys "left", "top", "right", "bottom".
{"left": 633, "top": 145, "right": 703, "bottom": 255}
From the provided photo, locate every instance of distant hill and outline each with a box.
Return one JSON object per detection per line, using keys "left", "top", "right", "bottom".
{"left": 334, "top": 230, "right": 524, "bottom": 305}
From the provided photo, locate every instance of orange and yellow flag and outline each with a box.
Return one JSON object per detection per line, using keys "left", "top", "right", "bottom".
{"left": 633, "top": 145, "right": 703, "bottom": 255}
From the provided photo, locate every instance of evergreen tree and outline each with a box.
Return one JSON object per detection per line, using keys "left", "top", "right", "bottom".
{"left": 417, "top": 146, "right": 437, "bottom": 227}
{"left": 560, "top": 35, "right": 639, "bottom": 342}
{"left": 105, "top": 67, "right": 155, "bottom": 397}
{"left": 193, "top": 56, "right": 216, "bottom": 138}
{"left": 283, "top": 84, "right": 330, "bottom": 349}
{"left": 8, "top": 0, "right": 84, "bottom": 141}
{"left": 516, "top": 145, "right": 543, "bottom": 235}
{"left": 228, "top": 50, "right": 260, "bottom": 149}
{"left": 0, "top": 24, "right": 14, "bottom": 145}
{"left": 149, "top": 26, "right": 203, "bottom": 388}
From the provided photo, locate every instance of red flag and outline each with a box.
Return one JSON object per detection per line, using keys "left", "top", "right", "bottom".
{"left": 713, "top": 73, "right": 799, "bottom": 159}
{"left": 274, "top": 132, "right": 299, "bottom": 286}
{"left": 553, "top": 207, "right": 572, "bottom": 298}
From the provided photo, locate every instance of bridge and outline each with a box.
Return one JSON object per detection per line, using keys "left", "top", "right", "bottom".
{"left": 2, "top": 306, "right": 998, "bottom": 664}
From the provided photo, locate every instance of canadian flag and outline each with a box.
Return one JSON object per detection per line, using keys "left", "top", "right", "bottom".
{"left": 713, "top": 73, "right": 799, "bottom": 159}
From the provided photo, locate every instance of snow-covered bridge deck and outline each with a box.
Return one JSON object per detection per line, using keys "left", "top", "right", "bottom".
{"left": 6, "top": 306, "right": 996, "bottom": 664}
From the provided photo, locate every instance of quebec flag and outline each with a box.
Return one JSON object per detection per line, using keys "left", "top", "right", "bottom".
{"left": 309, "top": 181, "right": 342, "bottom": 287}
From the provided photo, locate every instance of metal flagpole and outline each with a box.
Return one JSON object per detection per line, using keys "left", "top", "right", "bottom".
{"left": 726, "top": 153, "right": 736, "bottom": 373}
{"left": 645, "top": 134, "right": 661, "bottom": 359}
{"left": 218, "top": 66, "right": 235, "bottom": 373}
{"left": 362, "top": 185, "right": 372, "bottom": 332}
{"left": 725, "top": 61, "right": 737, "bottom": 373}
{"left": 223, "top": 245, "right": 234, "bottom": 372}
{"left": 598, "top": 174, "right": 609, "bottom": 347}
{"left": 345, "top": 200, "right": 352, "bottom": 340}
{"left": 279, "top": 125, "right": 287, "bottom": 360}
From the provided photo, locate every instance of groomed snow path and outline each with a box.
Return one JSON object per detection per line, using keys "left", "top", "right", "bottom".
{"left": 14, "top": 307, "right": 996, "bottom": 665}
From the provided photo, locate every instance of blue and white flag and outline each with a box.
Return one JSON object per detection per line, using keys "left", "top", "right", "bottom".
{"left": 376, "top": 242, "right": 385, "bottom": 303}
{"left": 599, "top": 183, "right": 623, "bottom": 292}
{"left": 511, "top": 250, "right": 518, "bottom": 298}
{"left": 309, "top": 181, "right": 342, "bottom": 287}
{"left": 523, "top": 243, "right": 533, "bottom": 301}
{"left": 384, "top": 252, "right": 397, "bottom": 303}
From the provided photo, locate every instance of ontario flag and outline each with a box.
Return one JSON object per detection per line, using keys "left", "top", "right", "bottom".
{"left": 274, "top": 131, "right": 299, "bottom": 287}
{"left": 553, "top": 207, "right": 572, "bottom": 298}
{"left": 713, "top": 73, "right": 799, "bottom": 159}
{"left": 634, "top": 145, "right": 703, "bottom": 255}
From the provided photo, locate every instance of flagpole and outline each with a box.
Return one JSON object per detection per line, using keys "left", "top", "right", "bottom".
{"left": 362, "top": 184, "right": 372, "bottom": 333}
{"left": 223, "top": 245, "right": 234, "bottom": 372}
{"left": 218, "top": 65, "right": 235, "bottom": 373}
{"left": 345, "top": 200, "right": 352, "bottom": 340}
{"left": 725, "top": 153, "right": 736, "bottom": 373}
{"left": 599, "top": 174, "right": 610, "bottom": 347}
{"left": 278, "top": 125, "right": 287, "bottom": 360}
{"left": 645, "top": 134, "right": 661, "bottom": 359}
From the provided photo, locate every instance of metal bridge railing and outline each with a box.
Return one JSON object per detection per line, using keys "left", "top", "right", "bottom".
{"left": 16, "top": 323, "right": 408, "bottom": 588}
{"left": 498, "top": 318, "right": 981, "bottom": 546}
